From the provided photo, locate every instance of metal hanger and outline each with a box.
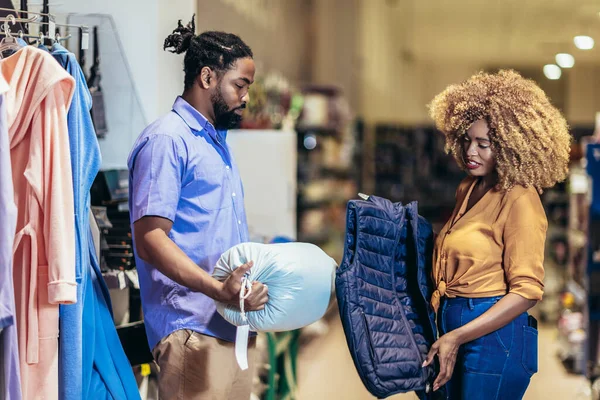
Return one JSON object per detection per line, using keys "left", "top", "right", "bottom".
{"left": 0, "top": 7, "right": 47, "bottom": 18}
{"left": 0, "top": 7, "right": 87, "bottom": 49}
{"left": 0, "top": 14, "right": 38, "bottom": 56}
{"left": 0, "top": 8, "right": 88, "bottom": 31}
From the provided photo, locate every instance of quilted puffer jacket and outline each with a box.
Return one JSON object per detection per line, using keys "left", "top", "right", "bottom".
{"left": 336, "top": 195, "right": 440, "bottom": 399}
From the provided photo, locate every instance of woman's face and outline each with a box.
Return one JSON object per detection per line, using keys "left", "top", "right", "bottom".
{"left": 462, "top": 119, "right": 496, "bottom": 178}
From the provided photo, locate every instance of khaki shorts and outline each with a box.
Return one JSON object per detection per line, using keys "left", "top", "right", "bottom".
{"left": 152, "top": 329, "right": 257, "bottom": 400}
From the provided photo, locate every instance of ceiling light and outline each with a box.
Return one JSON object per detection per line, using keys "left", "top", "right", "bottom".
{"left": 543, "top": 64, "right": 562, "bottom": 80}
{"left": 556, "top": 53, "right": 575, "bottom": 68}
{"left": 574, "top": 36, "right": 595, "bottom": 50}
{"left": 303, "top": 134, "right": 317, "bottom": 150}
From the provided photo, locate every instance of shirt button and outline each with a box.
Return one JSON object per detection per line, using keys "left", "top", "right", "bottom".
{"left": 232, "top": 192, "right": 236, "bottom": 197}
{"left": 238, "top": 220, "right": 242, "bottom": 225}
{"left": 226, "top": 166, "right": 230, "bottom": 170}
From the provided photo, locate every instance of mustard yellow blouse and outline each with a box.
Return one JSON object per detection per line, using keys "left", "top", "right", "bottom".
{"left": 431, "top": 177, "right": 547, "bottom": 312}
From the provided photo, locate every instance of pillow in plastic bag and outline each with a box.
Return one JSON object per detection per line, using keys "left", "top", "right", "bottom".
{"left": 212, "top": 242, "right": 337, "bottom": 332}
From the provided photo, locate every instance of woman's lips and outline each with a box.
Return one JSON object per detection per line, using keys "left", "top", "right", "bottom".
{"left": 466, "top": 160, "right": 481, "bottom": 170}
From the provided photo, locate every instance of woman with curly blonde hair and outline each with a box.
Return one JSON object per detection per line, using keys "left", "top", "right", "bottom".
{"left": 421, "top": 70, "right": 571, "bottom": 399}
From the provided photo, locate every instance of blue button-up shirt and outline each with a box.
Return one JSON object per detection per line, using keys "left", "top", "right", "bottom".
{"left": 128, "top": 97, "right": 249, "bottom": 350}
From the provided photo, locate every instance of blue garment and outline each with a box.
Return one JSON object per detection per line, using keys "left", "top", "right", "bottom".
{"left": 52, "top": 42, "right": 102, "bottom": 400}
{"left": 37, "top": 42, "right": 50, "bottom": 52}
{"left": 336, "top": 195, "right": 438, "bottom": 399}
{"left": 128, "top": 96, "right": 249, "bottom": 350}
{"left": 82, "top": 228, "right": 140, "bottom": 400}
{"left": 53, "top": 43, "right": 136, "bottom": 400}
{"left": 0, "top": 86, "right": 22, "bottom": 400}
{"left": 439, "top": 296, "right": 537, "bottom": 399}
{"left": 587, "top": 144, "right": 600, "bottom": 217}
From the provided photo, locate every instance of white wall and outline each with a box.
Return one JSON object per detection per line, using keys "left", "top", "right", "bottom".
{"left": 56, "top": 1, "right": 160, "bottom": 121}
{"left": 50, "top": 0, "right": 195, "bottom": 169}
{"left": 157, "top": 1, "right": 196, "bottom": 115}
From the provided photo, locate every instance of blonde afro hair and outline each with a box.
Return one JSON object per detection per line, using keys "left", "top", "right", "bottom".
{"left": 428, "top": 69, "right": 572, "bottom": 192}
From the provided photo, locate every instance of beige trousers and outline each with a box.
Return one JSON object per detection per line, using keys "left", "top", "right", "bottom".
{"left": 152, "top": 329, "right": 257, "bottom": 400}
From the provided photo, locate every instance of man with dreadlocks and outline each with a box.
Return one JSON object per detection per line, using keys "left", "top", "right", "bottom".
{"left": 421, "top": 70, "right": 572, "bottom": 399}
{"left": 127, "top": 15, "right": 268, "bottom": 400}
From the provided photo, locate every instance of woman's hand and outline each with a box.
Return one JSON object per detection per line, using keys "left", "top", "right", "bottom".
{"left": 422, "top": 294, "right": 537, "bottom": 392}
{"left": 422, "top": 331, "right": 462, "bottom": 392}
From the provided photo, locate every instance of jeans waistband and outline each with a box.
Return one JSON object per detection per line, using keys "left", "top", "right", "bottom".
{"left": 442, "top": 296, "right": 504, "bottom": 307}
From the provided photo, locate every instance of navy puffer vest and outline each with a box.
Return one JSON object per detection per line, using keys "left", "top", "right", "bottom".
{"left": 336, "top": 195, "right": 439, "bottom": 399}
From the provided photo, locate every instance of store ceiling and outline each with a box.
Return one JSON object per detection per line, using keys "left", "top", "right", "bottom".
{"left": 398, "top": 0, "right": 600, "bottom": 66}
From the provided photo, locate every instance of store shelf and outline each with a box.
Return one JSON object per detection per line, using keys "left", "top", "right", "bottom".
{"left": 298, "top": 233, "right": 331, "bottom": 245}
{"left": 566, "top": 280, "right": 587, "bottom": 306}
{"left": 568, "top": 228, "right": 588, "bottom": 248}
{"left": 318, "top": 167, "right": 356, "bottom": 180}
{"left": 298, "top": 198, "right": 348, "bottom": 210}
{"left": 102, "top": 269, "right": 139, "bottom": 290}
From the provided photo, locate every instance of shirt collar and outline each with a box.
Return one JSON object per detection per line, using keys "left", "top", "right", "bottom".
{"left": 172, "top": 96, "right": 226, "bottom": 142}
{"left": 51, "top": 43, "right": 69, "bottom": 54}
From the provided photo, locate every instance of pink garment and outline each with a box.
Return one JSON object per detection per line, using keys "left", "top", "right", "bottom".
{"left": 1, "top": 46, "right": 76, "bottom": 400}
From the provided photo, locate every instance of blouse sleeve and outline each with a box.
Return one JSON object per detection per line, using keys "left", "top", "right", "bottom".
{"left": 503, "top": 190, "right": 547, "bottom": 301}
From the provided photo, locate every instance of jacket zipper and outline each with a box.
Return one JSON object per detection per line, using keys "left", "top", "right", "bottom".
{"left": 394, "top": 294, "right": 428, "bottom": 379}
{"left": 359, "top": 309, "right": 378, "bottom": 365}
{"left": 397, "top": 216, "right": 430, "bottom": 391}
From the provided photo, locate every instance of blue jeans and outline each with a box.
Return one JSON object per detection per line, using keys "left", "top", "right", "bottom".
{"left": 438, "top": 296, "right": 538, "bottom": 400}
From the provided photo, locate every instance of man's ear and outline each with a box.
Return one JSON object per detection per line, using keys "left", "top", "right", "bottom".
{"left": 198, "top": 66, "right": 213, "bottom": 89}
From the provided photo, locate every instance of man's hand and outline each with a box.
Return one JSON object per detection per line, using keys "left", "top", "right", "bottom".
{"left": 217, "top": 261, "right": 269, "bottom": 311}
{"left": 245, "top": 281, "right": 269, "bottom": 311}
{"left": 133, "top": 217, "right": 269, "bottom": 311}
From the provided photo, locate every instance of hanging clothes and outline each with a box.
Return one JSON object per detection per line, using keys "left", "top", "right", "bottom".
{"left": 0, "top": 71, "right": 22, "bottom": 400}
{"left": 1, "top": 46, "right": 76, "bottom": 400}
{"left": 82, "top": 223, "right": 141, "bottom": 400}
{"left": 51, "top": 42, "right": 103, "bottom": 400}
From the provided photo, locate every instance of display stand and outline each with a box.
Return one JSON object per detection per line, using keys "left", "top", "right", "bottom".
{"left": 264, "top": 331, "right": 301, "bottom": 400}
{"left": 560, "top": 139, "right": 600, "bottom": 400}
{"left": 296, "top": 86, "right": 358, "bottom": 264}
{"left": 373, "top": 124, "right": 464, "bottom": 230}
{"left": 558, "top": 162, "right": 589, "bottom": 374}
{"left": 539, "top": 180, "right": 569, "bottom": 324}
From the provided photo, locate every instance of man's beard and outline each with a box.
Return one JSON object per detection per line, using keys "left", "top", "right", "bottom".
{"left": 212, "top": 86, "right": 244, "bottom": 130}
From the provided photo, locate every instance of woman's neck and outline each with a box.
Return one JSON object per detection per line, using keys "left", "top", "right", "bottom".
{"left": 478, "top": 173, "right": 498, "bottom": 191}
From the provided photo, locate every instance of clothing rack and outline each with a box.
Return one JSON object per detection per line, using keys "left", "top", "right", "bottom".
{"left": 0, "top": 5, "right": 88, "bottom": 48}
{"left": 19, "top": 0, "right": 27, "bottom": 33}
{"left": 40, "top": 0, "right": 48, "bottom": 36}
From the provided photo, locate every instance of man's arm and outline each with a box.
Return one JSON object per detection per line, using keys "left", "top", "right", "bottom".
{"left": 134, "top": 216, "right": 268, "bottom": 310}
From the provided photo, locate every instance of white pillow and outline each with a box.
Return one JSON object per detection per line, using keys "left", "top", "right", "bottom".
{"left": 213, "top": 242, "right": 337, "bottom": 332}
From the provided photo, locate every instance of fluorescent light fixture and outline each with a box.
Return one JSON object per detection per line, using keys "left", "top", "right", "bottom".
{"left": 574, "top": 36, "right": 595, "bottom": 50}
{"left": 543, "top": 64, "right": 562, "bottom": 80}
{"left": 556, "top": 53, "right": 575, "bottom": 68}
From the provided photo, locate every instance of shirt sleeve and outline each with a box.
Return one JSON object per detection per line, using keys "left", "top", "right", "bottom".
{"left": 503, "top": 190, "right": 547, "bottom": 301}
{"left": 129, "top": 134, "right": 185, "bottom": 224}
{"left": 42, "top": 78, "right": 77, "bottom": 304}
